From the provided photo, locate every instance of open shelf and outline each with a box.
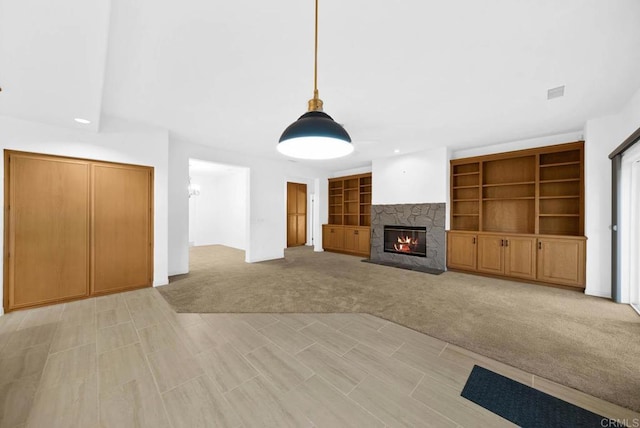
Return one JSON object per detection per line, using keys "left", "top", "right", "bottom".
{"left": 327, "top": 173, "right": 372, "bottom": 228}
{"left": 482, "top": 181, "right": 535, "bottom": 187}
{"left": 539, "top": 214, "right": 580, "bottom": 217}
{"left": 539, "top": 161, "right": 581, "bottom": 168}
{"left": 483, "top": 197, "right": 534, "bottom": 201}
{"left": 450, "top": 141, "right": 583, "bottom": 236}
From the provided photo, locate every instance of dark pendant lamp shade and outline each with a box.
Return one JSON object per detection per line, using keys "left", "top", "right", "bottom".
{"left": 278, "top": 111, "right": 353, "bottom": 160}
{"left": 277, "top": 0, "right": 353, "bottom": 160}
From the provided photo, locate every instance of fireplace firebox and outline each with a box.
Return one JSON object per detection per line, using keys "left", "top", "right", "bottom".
{"left": 383, "top": 225, "right": 427, "bottom": 257}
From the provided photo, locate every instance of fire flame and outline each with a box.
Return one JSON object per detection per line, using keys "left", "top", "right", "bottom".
{"left": 393, "top": 235, "right": 418, "bottom": 252}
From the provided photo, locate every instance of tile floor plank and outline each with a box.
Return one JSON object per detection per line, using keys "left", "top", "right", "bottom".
{"left": 344, "top": 343, "right": 424, "bottom": 394}
{"left": 195, "top": 342, "right": 258, "bottom": 393}
{"left": 39, "top": 343, "right": 96, "bottom": 389}
{"left": 291, "top": 374, "right": 386, "bottom": 427}
{"left": 296, "top": 343, "right": 368, "bottom": 394}
{"left": 224, "top": 376, "right": 312, "bottom": 428}
{"left": 146, "top": 345, "right": 204, "bottom": 393}
{"left": 216, "top": 318, "right": 270, "bottom": 355}
{"left": 0, "top": 344, "right": 49, "bottom": 385}
{"left": 26, "top": 375, "right": 98, "bottom": 428}
{"left": 339, "top": 318, "right": 404, "bottom": 356}
{"left": 348, "top": 375, "right": 458, "bottom": 428}
{"left": 100, "top": 376, "right": 171, "bottom": 428}
{"left": 258, "top": 321, "right": 315, "bottom": 355}
{"left": 163, "top": 376, "right": 241, "bottom": 428}
{"left": 245, "top": 344, "right": 314, "bottom": 393}
{"left": 0, "top": 375, "right": 39, "bottom": 427}
{"left": 97, "top": 322, "right": 139, "bottom": 354}
{"left": 271, "top": 314, "right": 316, "bottom": 331}
{"left": 299, "top": 320, "right": 358, "bottom": 355}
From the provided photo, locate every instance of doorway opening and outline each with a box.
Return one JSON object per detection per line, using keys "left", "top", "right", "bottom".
{"left": 287, "top": 182, "right": 307, "bottom": 247}
{"left": 188, "top": 159, "right": 249, "bottom": 252}
{"left": 610, "top": 125, "right": 640, "bottom": 315}
{"left": 620, "top": 147, "right": 640, "bottom": 314}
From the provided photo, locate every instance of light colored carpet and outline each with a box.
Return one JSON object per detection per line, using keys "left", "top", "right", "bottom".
{"left": 158, "top": 245, "right": 640, "bottom": 412}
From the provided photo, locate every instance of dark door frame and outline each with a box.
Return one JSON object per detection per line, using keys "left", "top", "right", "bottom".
{"left": 609, "top": 126, "right": 640, "bottom": 302}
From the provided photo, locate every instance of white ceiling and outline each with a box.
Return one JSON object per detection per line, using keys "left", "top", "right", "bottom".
{"left": 2, "top": 0, "right": 640, "bottom": 170}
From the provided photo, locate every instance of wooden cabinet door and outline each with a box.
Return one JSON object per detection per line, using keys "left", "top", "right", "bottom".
{"left": 504, "top": 236, "right": 536, "bottom": 280}
{"left": 537, "top": 237, "right": 586, "bottom": 287}
{"left": 477, "top": 235, "right": 504, "bottom": 274}
{"left": 287, "top": 182, "right": 306, "bottom": 247}
{"left": 447, "top": 232, "right": 477, "bottom": 271}
{"left": 343, "top": 227, "right": 370, "bottom": 255}
{"left": 92, "top": 164, "right": 153, "bottom": 294}
{"left": 343, "top": 228, "right": 357, "bottom": 252}
{"left": 7, "top": 153, "right": 90, "bottom": 309}
{"left": 323, "top": 225, "right": 344, "bottom": 250}
{"left": 356, "top": 227, "right": 370, "bottom": 255}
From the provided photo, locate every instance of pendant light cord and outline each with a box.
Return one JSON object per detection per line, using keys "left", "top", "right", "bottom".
{"left": 314, "top": 0, "right": 319, "bottom": 98}
{"left": 307, "top": 0, "right": 323, "bottom": 111}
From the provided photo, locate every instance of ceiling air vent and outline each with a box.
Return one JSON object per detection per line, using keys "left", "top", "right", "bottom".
{"left": 547, "top": 85, "right": 565, "bottom": 100}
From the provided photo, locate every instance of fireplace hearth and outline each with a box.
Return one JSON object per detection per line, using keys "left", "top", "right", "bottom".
{"left": 384, "top": 226, "right": 426, "bottom": 257}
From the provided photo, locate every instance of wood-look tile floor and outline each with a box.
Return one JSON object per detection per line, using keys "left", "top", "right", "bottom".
{"left": 0, "top": 287, "right": 638, "bottom": 428}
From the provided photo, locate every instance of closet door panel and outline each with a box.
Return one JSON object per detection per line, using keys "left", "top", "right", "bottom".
{"left": 8, "top": 154, "right": 90, "bottom": 309}
{"left": 92, "top": 164, "right": 152, "bottom": 294}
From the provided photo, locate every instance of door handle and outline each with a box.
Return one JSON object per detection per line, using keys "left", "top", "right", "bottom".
{"left": 538, "top": 241, "right": 542, "bottom": 250}
{"left": 472, "top": 237, "right": 476, "bottom": 244}
{"left": 505, "top": 240, "right": 509, "bottom": 247}
{"left": 500, "top": 239, "right": 504, "bottom": 247}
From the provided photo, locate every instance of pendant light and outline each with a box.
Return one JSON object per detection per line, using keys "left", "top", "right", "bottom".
{"left": 277, "top": 0, "right": 353, "bottom": 160}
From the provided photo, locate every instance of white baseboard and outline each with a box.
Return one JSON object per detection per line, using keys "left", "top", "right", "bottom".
{"left": 584, "top": 289, "right": 612, "bottom": 299}
{"left": 153, "top": 277, "right": 169, "bottom": 287}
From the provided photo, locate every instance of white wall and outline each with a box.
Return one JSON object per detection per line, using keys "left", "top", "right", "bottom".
{"left": 584, "top": 88, "right": 640, "bottom": 297}
{"left": 451, "top": 131, "right": 584, "bottom": 159}
{"left": 168, "top": 139, "right": 331, "bottom": 275}
{"left": 372, "top": 147, "right": 449, "bottom": 205}
{"left": 330, "top": 166, "right": 372, "bottom": 178}
{"left": 190, "top": 169, "right": 248, "bottom": 250}
{"left": 0, "top": 114, "right": 170, "bottom": 311}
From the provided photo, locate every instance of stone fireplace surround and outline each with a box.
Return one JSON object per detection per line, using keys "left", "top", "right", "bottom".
{"left": 369, "top": 203, "right": 446, "bottom": 272}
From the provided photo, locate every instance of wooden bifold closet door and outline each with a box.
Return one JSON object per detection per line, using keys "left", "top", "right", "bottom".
{"left": 4, "top": 151, "right": 153, "bottom": 312}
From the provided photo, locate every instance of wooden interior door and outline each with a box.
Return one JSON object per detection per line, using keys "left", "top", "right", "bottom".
{"left": 287, "top": 182, "right": 307, "bottom": 247}
{"left": 5, "top": 152, "right": 90, "bottom": 310}
{"left": 92, "top": 163, "right": 153, "bottom": 294}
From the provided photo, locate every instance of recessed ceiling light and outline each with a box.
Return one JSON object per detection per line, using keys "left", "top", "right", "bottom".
{"left": 74, "top": 118, "right": 91, "bottom": 124}
{"left": 394, "top": 149, "right": 400, "bottom": 154}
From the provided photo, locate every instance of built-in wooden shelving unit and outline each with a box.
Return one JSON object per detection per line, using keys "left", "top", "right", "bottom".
{"left": 448, "top": 142, "right": 586, "bottom": 289}
{"left": 324, "top": 173, "right": 372, "bottom": 257}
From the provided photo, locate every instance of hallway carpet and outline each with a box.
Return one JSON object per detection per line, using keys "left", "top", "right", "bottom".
{"left": 158, "top": 245, "right": 640, "bottom": 412}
